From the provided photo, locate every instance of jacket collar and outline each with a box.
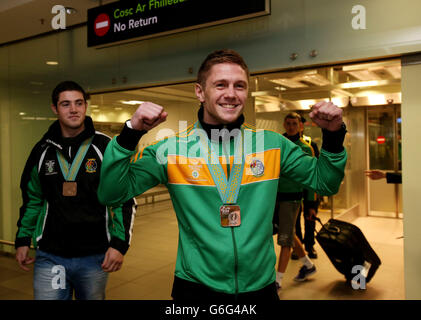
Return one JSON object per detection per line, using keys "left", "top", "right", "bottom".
{"left": 283, "top": 132, "right": 301, "bottom": 143}
{"left": 197, "top": 105, "right": 245, "bottom": 141}
{"left": 43, "top": 116, "right": 95, "bottom": 150}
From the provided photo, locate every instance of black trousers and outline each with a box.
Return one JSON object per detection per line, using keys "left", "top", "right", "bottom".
{"left": 171, "top": 276, "right": 279, "bottom": 303}
{"left": 295, "top": 204, "right": 316, "bottom": 250}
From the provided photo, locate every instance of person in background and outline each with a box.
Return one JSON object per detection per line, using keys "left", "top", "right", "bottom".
{"left": 293, "top": 116, "right": 320, "bottom": 260}
{"left": 275, "top": 113, "right": 319, "bottom": 289}
{"left": 365, "top": 170, "right": 402, "bottom": 184}
{"left": 15, "top": 81, "right": 135, "bottom": 300}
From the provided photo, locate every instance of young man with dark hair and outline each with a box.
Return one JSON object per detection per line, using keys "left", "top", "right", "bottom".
{"left": 15, "top": 81, "right": 135, "bottom": 300}
{"left": 98, "top": 49, "right": 347, "bottom": 302}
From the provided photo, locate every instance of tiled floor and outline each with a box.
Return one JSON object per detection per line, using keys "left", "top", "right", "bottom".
{"left": 0, "top": 200, "right": 405, "bottom": 300}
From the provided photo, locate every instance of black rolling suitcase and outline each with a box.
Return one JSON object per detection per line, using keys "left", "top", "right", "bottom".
{"left": 315, "top": 218, "right": 381, "bottom": 284}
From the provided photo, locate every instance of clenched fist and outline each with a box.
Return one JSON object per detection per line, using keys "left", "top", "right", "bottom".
{"left": 130, "top": 102, "right": 168, "bottom": 131}
{"left": 309, "top": 101, "right": 343, "bottom": 132}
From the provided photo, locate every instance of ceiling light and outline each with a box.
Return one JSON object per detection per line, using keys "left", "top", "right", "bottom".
{"left": 368, "top": 94, "right": 387, "bottom": 105}
{"left": 274, "top": 86, "right": 287, "bottom": 91}
{"left": 341, "top": 80, "right": 379, "bottom": 89}
{"left": 114, "top": 107, "right": 123, "bottom": 110}
{"left": 46, "top": 61, "right": 59, "bottom": 65}
{"left": 90, "top": 105, "right": 99, "bottom": 108}
{"left": 65, "top": 7, "right": 77, "bottom": 14}
{"left": 120, "top": 100, "right": 144, "bottom": 105}
{"left": 29, "top": 81, "right": 44, "bottom": 86}
{"left": 331, "top": 97, "right": 349, "bottom": 108}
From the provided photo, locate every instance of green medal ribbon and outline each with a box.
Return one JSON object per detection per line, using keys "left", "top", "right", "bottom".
{"left": 195, "top": 122, "right": 245, "bottom": 204}
{"left": 56, "top": 137, "right": 93, "bottom": 181}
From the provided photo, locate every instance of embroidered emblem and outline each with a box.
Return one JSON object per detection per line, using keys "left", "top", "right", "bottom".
{"left": 192, "top": 170, "right": 200, "bottom": 179}
{"left": 45, "top": 160, "right": 57, "bottom": 175}
{"left": 85, "top": 159, "right": 97, "bottom": 173}
{"left": 250, "top": 158, "right": 264, "bottom": 177}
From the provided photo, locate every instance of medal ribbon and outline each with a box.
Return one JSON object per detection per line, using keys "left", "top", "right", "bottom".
{"left": 195, "top": 122, "right": 245, "bottom": 204}
{"left": 56, "top": 137, "right": 93, "bottom": 181}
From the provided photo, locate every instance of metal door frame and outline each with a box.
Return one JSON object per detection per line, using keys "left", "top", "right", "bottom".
{"left": 366, "top": 104, "right": 402, "bottom": 218}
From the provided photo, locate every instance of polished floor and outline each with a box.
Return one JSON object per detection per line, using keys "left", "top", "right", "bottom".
{"left": 0, "top": 198, "right": 405, "bottom": 300}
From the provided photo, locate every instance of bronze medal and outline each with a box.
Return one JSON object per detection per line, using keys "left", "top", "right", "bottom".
{"left": 62, "top": 181, "right": 77, "bottom": 197}
{"left": 220, "top": 205, "right": 241, "bottom": 227}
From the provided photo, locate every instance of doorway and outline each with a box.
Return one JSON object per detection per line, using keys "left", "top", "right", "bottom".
{"left": 250, "top": 58, "right": 402, "bottom": 218}
{"left": 367, "top": 105, "right": 402, "bottom": 218}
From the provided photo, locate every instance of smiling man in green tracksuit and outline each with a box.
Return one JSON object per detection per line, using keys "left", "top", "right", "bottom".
{"left": 97, "top": 49, "right": 347, "bottom": 302}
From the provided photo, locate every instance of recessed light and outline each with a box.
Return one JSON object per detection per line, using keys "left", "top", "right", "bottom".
{"left": 114, "top": 107, "right": 123, "bottom": 110}
{"left": 341, "top": 80, "right": 379, "bottom": 89}
{"left": 120, "top": 100, "right": 144, "bottom": 105}
{"left": 46, "top": 61, "right": 59, "bottom": 65}
{"left": 30, "top": 81, "right": 44, "bottom": 86}
{"left": 65, "top": 7, "right": 77, "bottom": 14}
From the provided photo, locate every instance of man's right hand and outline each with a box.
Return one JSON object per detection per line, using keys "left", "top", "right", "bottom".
{"left": 365, "top": 170, "right": 386, "bottom": 180}
{"left": 16, "top": 246, "right": 35, "bottom": 271}
{"left": 130, "top": 102, "right": 168, "bottom": 131}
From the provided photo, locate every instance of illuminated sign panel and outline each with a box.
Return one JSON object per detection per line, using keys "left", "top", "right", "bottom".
{"left": 88, "top": 0, "right": 270, "bottom": 47}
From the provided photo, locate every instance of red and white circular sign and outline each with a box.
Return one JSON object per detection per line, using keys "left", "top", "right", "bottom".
{"left": 376, "top": 136, "right": 386, "bottom": 144}
{"left": 94, "top": 13, "right": 110, "bottom": 37}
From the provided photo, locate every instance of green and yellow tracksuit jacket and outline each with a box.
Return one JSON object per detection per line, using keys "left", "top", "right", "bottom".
{"left": 98, "top": 113, "right": 347, "bottom": 294}
{"left": 15, "top": 117, "right": 135, "bottom": 257}
{"left": 277, "top": 132, "right": 317, "bottom": 203}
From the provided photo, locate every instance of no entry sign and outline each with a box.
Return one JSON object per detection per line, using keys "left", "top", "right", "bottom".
{"left": 94, "top": 13, "right": 111, "bottom": 37}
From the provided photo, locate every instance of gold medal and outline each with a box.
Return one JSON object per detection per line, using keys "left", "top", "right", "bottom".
{"left": 63, "top": 181, "right": 77, "bottom": 197}
{"left": 220, "top": 205, "right": 241, "bottom": 227}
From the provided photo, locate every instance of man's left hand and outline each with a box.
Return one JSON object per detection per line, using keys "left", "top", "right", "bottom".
{"left": 309, "top": 101, "right": 343, "bottom": 131}
{"left": 305, "top": 208, "right": 317, "bottom": 221}
{"left": 102, "top": 247, "right": 124, "bottom": 272}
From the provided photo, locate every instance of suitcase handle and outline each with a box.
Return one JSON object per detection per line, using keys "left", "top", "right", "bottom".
{"left": 315, "top": 217, "right": 341, "bottom": 235}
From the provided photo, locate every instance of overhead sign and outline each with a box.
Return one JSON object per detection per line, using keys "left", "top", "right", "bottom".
{"left": 87, "top": 0, "right": 270, "bottom": 47}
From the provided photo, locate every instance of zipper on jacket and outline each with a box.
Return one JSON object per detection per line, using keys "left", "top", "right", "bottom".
{"left": 230, "top": 227, "right": 239, "bottom": 299}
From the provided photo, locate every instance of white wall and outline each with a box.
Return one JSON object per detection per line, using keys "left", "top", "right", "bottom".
{"left": 401, "top": 58, "right": 421, "bottom": 299}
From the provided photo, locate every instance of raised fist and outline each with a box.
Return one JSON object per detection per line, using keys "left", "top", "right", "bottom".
{"left": 130, "top": 102, "right": 168, "bottom": 131}
{"left": 309, "top": 101, "right": 343, "bottom": 132}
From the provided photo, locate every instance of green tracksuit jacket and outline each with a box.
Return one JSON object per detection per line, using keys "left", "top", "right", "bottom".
{"left": 98, "top": 120, "right": 347, "bottom": 294}
{"left": 16, "top": 117, "right": 135, "bottom": 257}
{"left": 278, "top": 133, "right": 317, "bottom": 202}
